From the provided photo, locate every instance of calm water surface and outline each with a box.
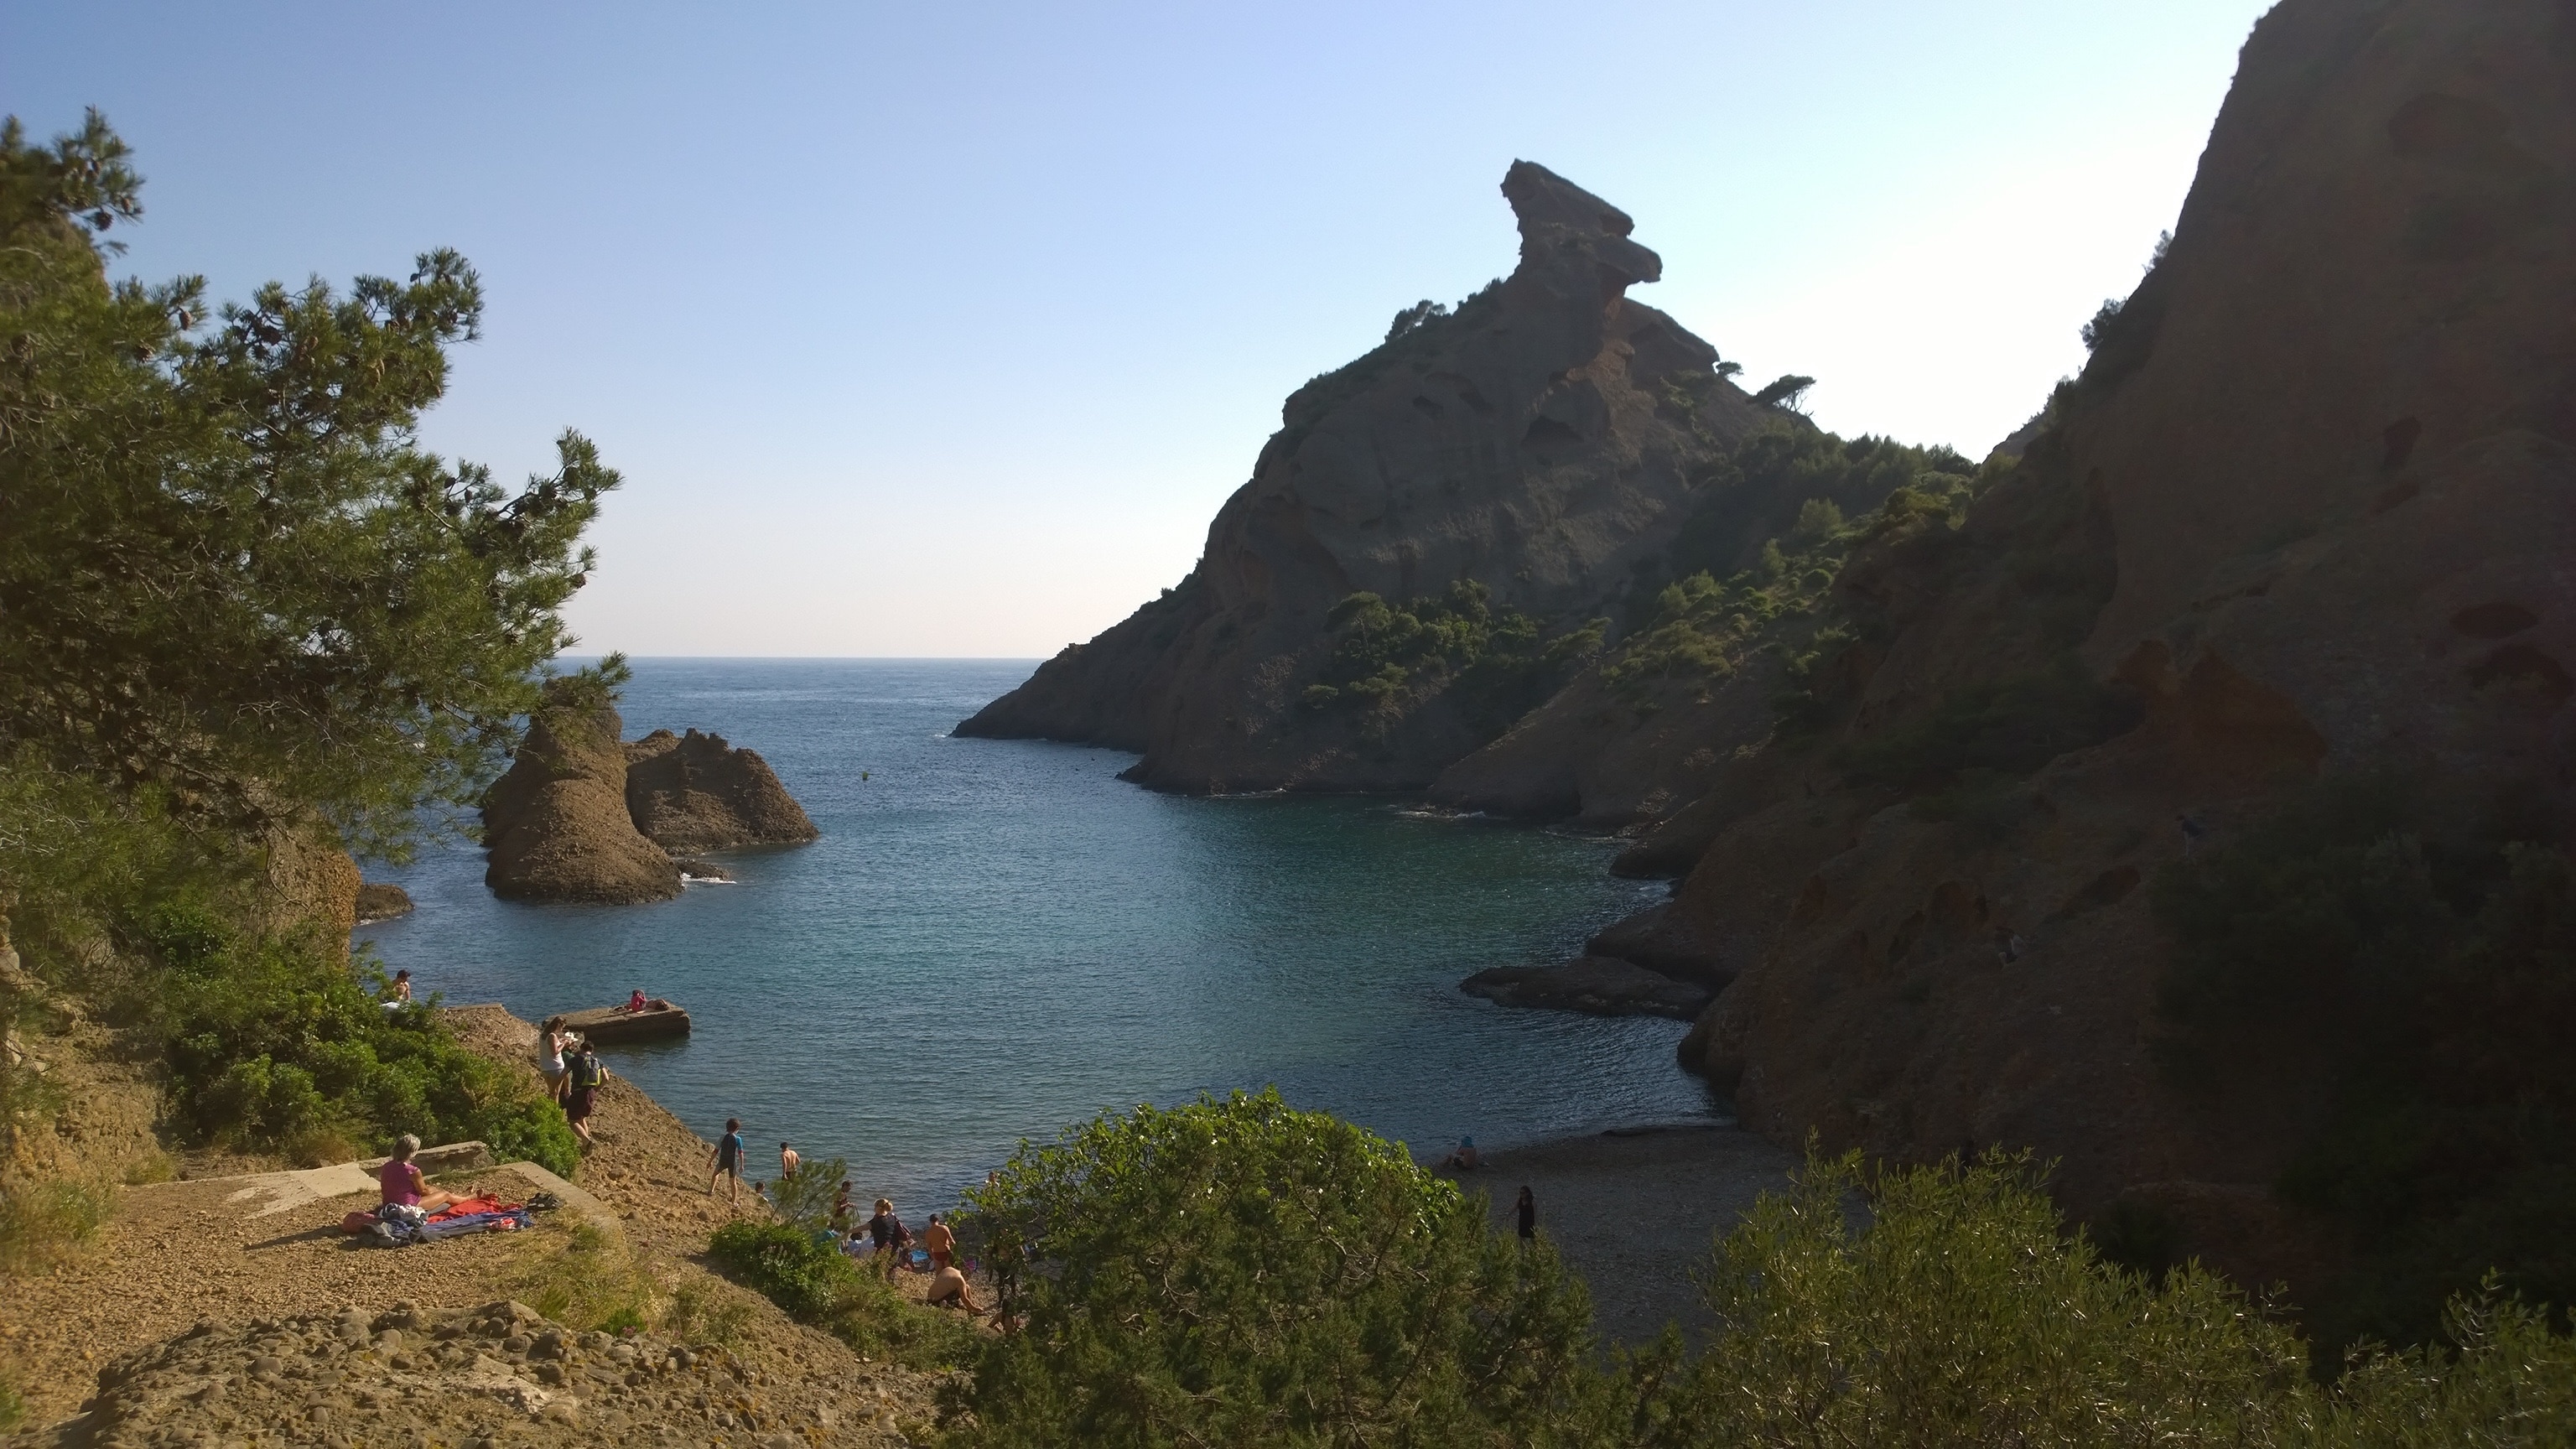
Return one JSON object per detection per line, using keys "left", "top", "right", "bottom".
{"left": 361, "top": 660, "right": 1716, "bottom": 1207}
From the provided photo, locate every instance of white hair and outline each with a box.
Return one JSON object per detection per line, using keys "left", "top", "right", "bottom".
{"left": 393, "top": 1133, "right": 423, "bottom": 1159}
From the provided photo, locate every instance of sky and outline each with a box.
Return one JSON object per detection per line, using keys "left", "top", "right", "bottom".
{"left": 3, "top": 2, "right": 2276, "bottom": 657}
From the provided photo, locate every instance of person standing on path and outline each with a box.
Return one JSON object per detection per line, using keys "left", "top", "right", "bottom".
{"left": 564, "top": 1039, "right": 608, "bottom": 1150}
{"left": 707, "top": 1118, "right": 746, "bottom": 1204}
{"left": 536, "top": 1021, "right": 571, "bottom": 1105}
{"left": 1515, "top": 1186, "right": 1536, "bottom": 1244}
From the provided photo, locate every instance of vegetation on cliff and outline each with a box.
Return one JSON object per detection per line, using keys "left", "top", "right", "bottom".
{"left": 1304, "top": 580, "right": 1605, "bottom": 734}
{"left": 2154, "top": 775, "right": 2576, "bottom": 1358}
{"left": 0, "top": 112, "right": 607, "bottom": 1171}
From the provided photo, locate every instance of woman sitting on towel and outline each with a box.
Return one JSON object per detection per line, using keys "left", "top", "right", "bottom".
{"left": 379, "top": 1134, "right": 462, "bottom": 1213}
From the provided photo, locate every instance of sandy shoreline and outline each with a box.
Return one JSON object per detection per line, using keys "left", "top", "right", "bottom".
{"left": 1429, "top": 1121, "right": 1799, "bottom": 1346}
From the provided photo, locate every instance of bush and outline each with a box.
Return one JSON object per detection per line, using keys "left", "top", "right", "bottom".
{"left": 1837, "top": 654, "right": 2140, "bottom": 791}
{"left": 0, "top": 1176, "right": 113, "bottom": 1275}
{"left": 945, "top": 1089, "right": 1610, "bottom": 1448}
{"left": 150, "top": 901, "right": 578, "bottom": 1176}
{"left": 1627, "top": 1150, "right": 2576, "bottom": 1446}
{"left": 2153, "top": 776, "right": 2576, "bottom": 1355}
{"left": 707, "top": 1217, "right": 975, "bottom": 1368}
{"left": 1309, "top": 581, "right": 1600, "bottom": 734}
{"left": 1627, "top": 1150, "right": 2304, "bottom": 1447}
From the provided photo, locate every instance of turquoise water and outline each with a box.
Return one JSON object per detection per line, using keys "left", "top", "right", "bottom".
{"left": 360, "top": 659, "right": 1713, "bottom": 1208}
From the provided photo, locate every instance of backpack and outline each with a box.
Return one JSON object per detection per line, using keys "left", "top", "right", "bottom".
{"left": 572, "top": 1052, "right": 607, "bottom": 1089}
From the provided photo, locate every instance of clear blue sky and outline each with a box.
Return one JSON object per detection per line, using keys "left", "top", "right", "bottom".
{"left": 4, "top": 2, "right": 2273, "bottom": 657}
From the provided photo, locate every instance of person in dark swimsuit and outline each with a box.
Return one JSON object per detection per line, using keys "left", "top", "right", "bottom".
{"left": 866, "top": 1198, "right": 909, "bottom": 1281}
{"left": 707, "top": 1117, "right": 745, "bottom": 1203}
{"left": 1514, "top": 1186, "right": 1536, "bottom": 1244}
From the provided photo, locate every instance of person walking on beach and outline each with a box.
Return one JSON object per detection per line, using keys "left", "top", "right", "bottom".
{"left": 564, "top": 1039, "right": 608, "bottom": 1150}
{"left": 831, "top": 1179, "right": 854, "bottom": 1231}
{"left": 780, "top": 1141, "right": 801, "bottom": 1178}
{"left": 866, "top": 1197, "right": 909, "bottom": 1280}
{"left": 922, "top": 1213, "right": 955, "bottom": 1272}
{"left": 1514, "top": 1186, "right": 1536, "bottom": 1244}
{"left": 708, "top": 1118, "right": 746, "bottom": 1203}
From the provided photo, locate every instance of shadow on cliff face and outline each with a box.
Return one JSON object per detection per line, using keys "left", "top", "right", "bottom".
{"left": 1624, "top": 0, "right": 2576, "bottom": 1345}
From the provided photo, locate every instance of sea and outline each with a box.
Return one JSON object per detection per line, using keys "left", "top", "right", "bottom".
{"left": 359, "top": 658, "right": 1719, "bottom": 1209}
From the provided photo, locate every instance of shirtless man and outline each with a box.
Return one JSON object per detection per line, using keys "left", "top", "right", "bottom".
{"left": 922, "top": 1213, "right": 956, "bottom": 1271}
{"left": 925, "top": 1263, "right": 986, "bottom": 1315}
{"left": 780, "top": 1141, "right": 801, "bottom": 1177}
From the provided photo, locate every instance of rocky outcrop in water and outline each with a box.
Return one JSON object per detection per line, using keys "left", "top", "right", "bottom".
{"left": 624, "top": 728, "right": 818, "bottom": 851}
{"left": 958, "top": 162, "right": 1786, "bottom": 792}
{"left": 353, "top": 882, "right": 414, "bottom": 925}
{"left": 482, "top": 699, "right": 682, "bottom": 905}
{"left": 480, "top": 693, "right": 820, "bottom": 903}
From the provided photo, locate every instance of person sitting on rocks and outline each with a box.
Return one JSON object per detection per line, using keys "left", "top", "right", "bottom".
{"left": 1439, "top": 1136, "right": 1481, "bottom": 1171}
{"left": 925, "top": 1262, "right": 987, "bottom": 1316}
{"left": 617, "top": 987, "right": 650, "bottom": 1014}
{"left": 379, "top": 1135, "right": 461, "bottom": 1214}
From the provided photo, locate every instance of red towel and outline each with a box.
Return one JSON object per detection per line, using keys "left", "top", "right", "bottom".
{"left": 427, "top": 1196, "right": 518, "bottom": 1222}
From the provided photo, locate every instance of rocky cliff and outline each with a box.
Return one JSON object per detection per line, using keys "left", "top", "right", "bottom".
{"left": 962, "top": 0, "right": 2576, "bottom": 1312}
{"left": 481, "top": 699, "right": 819, "bottom": 904}
{"left": 1551, "top": 0, "right": 2576, "bottom": 1301}
{"left": 482, "top": 699, "right": 683, "bottom": 905}
{"left": 958, "top": 162, "right": 1794, "bottom": 791}
{"left": 624, "top": 728, "right": 820, "bottom": 851}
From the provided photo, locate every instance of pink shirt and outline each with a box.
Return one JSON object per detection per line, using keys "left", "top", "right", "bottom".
{"left": 379, "top": 1159, "right": 423, "bottom": 1207}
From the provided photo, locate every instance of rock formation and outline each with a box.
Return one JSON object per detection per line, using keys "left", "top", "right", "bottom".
{"left": 482, "top": 699, "right": 683, "bottom": 905}
{"left": 624, "top": 728, "right": 819, "bottom": 851}
{"left": 958, "top": 162, "right": 1786, "bottom": 791}
{"left": 480, "top": 697, "right": 819, "bottom": 905}
{"left": 1582, "top": 0, "right": 2576, "bottom": 1292}
{"left": 352, "top": 882, "right": 414, "bottom": 925}
{"left": 959, "top": 0, "right": 2576, "bottom": 1303}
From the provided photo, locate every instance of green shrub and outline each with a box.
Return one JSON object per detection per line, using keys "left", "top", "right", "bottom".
{"left": 766, "top": 1154, "right": 849, "bottom": 1230}
{"left": 707, "top": 1217, "right": 975, "bottom": 1368}
{"left": 2153, "top": 776, "right": 2576, "bottom": 1356}
{"left": 1627, "top": 1150, "right": 2305, "bottom": 1447}
{"left": 1837, "top": 654, "right": 2140, "bottom": 791}
{"left": 516, "top": 1221, "right": 654, "bottom": 1333}
{"left": 150, "top": 901, "right": 577, "bottom": 1176}
{"left": 0, "top": 1176, "right": 113, "bottom": 1275}
{"left": 1309, "top": 580, "right": 1599, "bottom": 734}
{"left": 945, "top": 1088, "right": 1610, "bottom": 1448}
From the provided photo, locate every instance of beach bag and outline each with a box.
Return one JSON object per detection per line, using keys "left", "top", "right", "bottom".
{"left": 340, "top": 1209, "right": 378, "bottom": 1235}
